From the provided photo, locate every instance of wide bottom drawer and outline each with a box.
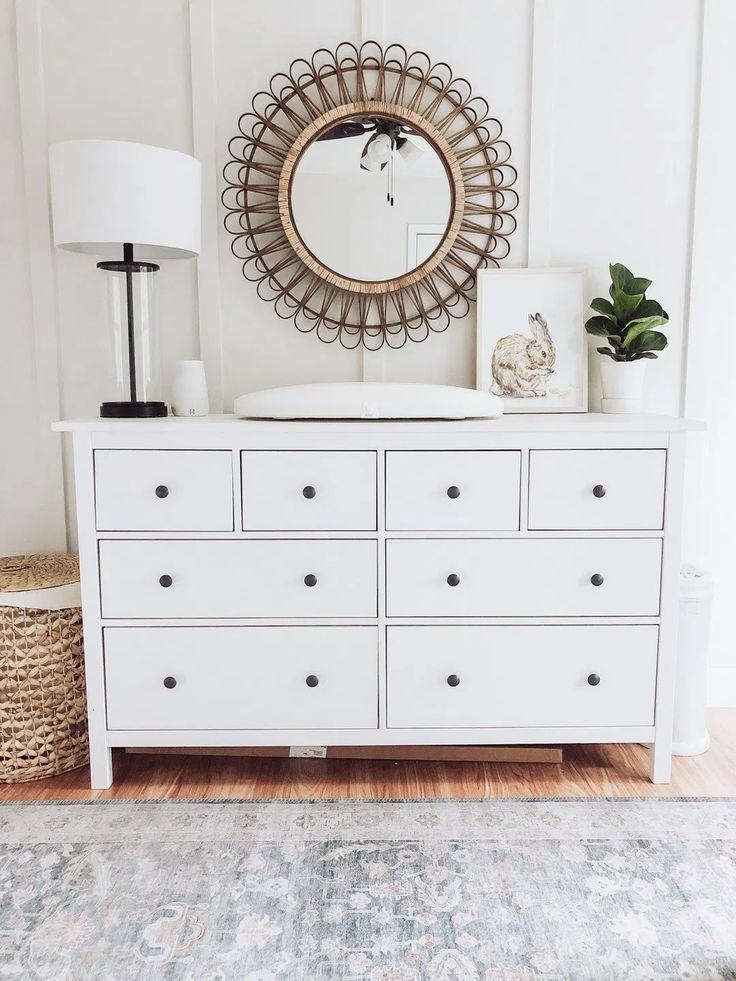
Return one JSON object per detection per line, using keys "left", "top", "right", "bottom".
{"left": 104, "top": 626, "right": 378, "bottom": 730}
{"left": 387, "top": 625, "right": 658, "bottom": 728}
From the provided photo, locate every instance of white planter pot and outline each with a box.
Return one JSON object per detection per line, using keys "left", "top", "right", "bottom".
{"left": 171, "top": 360, "right": 209, "bottom": 417}
{"left": 599, "top": 359, "right": 647, "bottom": 414}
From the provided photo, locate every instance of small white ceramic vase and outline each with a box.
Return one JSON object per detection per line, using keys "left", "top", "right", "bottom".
{"left": 171, "top": 360, "right": 209, "bottom": 417}
{"left": 599, "top": 359, "right": 647, "bottom": 414}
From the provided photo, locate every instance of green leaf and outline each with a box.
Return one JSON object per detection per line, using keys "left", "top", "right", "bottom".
{"left": 590, "top": 297, "right": 616, "bottom": 319}
{"left": 630, "top": 351, "right": 659, "bottom": 360}
{"left": 610, "top": 262, "right": 634, "bottom": 291}
{"left": 625, "top": 276, "right": 652, "bottom": 295}
{"left": 631, "top": 298, "right": 669, "bottom": 321}
{"left": 585, "top": 316, "right": 615, "bottom": 337}
{"left": 628, "top": 330, "right": 668, "bottom": 354}
{"left": 613, "top": 289, "right": 644, "bottom": 323}
{"left": 597, "top": 347, "right": 617, "bottom": 359}
{"left": 622, "top": 316, "right": 669, "bottom": 347}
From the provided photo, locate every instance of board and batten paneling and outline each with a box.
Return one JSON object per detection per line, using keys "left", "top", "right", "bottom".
{"left": 212, "top": 0, "right": 366, "bottom": 401}
{"left": 6, "top": 0, "right": 733, "bottom": 702}
{"left": 527, "top": 0, "right": 702, "bottom": 418}
{"left": 2, "top": 0, "right": 66, "bottom": 553}
{"left": 682, "top": 0, "right": 736, "bottom": 706}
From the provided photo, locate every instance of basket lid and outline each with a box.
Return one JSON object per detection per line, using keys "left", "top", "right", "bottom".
{"left": 0, "top": 553, "right": 79, "bottom": 592}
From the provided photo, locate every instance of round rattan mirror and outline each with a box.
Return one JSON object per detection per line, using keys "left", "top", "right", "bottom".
{"left": 288, "top": 110, "right": 454, "bottom": 284}
{"left": 222, "top": 42, "right": 518, "bottom": 350}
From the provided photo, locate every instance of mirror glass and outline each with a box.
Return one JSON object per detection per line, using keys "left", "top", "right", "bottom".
{"left": 290, "top": 115, "right": 452, "bottom": 282}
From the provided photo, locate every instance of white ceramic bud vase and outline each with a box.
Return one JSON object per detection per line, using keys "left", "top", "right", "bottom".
{"left": 599, "top": 359, "right": 647, "bottom": 414}
{"left": 171, "top": 360, "right": 209, "bottom": 417}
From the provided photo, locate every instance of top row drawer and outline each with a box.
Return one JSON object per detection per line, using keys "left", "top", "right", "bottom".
{"left": 528, "top": 449, "right": 666, "bottom": 530}
{"left": 94, "top": 447, "right": 666, "bottom": 532}
{"left": 95, "top": 450, "right": 235, "bottom": 532}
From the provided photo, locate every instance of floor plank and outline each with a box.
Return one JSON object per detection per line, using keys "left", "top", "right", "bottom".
{"left": 1, "top": 709, "right": 734, "bottom": 801}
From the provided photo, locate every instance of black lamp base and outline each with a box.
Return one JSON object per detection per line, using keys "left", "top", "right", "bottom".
{"left": 101, "top": 401, "right": 168, "bottom": 418}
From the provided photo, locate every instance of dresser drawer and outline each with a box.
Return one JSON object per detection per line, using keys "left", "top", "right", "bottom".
{"left": 528, "top": 449, "right": 666, "bottom": 530}
{"left": 105, "top": 626, "right": 377, "bottom": 729}
{"left": 242, "top": 451, "right": 377, "bottom": 530}
{"left": 386, "top": 538, "right": 662, "bottom": 617}
{"left": 387, "top": 625, "right": 657, "bottom": 728}
{"left": 99, "top": 539, "right": 377, "bottom": 618}
{"left": 95, "top": 450, "right": 234, "bottom": 531}
{"left": 385, "top": 451, "right": 520, "bottom": 530}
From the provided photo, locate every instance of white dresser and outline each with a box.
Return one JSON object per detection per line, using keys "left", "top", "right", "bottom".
{"left": 55, "top": 413, "right": 700, "bottom": 788}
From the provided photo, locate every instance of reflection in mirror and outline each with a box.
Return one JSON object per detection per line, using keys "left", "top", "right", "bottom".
{"left": 290, "top": 115, "right": 452, "bottom": 282}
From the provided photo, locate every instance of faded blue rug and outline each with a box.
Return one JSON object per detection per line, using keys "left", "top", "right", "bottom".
{"left": 0, "top": 798, "right": 735, "bottom": 980}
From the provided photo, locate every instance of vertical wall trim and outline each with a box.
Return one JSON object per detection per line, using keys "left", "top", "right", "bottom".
{"left": 680, "top": 0, "right": 706, "bottom": 415}
{"left": 14, "top": 0, "right": 67, "bottom": 550}
{"left": 189, "top": 0, "right": 225, "bottom": 411}
{"left": 361, "top": 0, "right": 385, "bottom": 41}
{"left": 360, "top": 0, "right": 388, "bottom": 381}
{"left": 526, "top": 0, "right": 555, "bottom": 267}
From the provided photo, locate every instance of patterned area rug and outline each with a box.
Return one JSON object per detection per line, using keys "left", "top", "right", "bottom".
{"left": 1, "top": 798, "right": 735, "bottom": 980}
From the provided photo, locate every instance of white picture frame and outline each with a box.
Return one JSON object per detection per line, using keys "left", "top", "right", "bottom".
{"left": 476, "top": 267, "right": 588, "bottom": 413}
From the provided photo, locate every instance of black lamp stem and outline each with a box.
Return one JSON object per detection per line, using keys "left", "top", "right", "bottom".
{"left": 123, "top": 242, "right": 137, "bottom": 402}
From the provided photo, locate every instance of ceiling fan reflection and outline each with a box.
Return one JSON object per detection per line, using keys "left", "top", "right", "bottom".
{"left": 316, "top": 116, "right": 425, "bottom": 206}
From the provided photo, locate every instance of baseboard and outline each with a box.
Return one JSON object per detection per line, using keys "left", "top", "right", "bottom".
{"left": 707, "top": 666, "right": 736, "bottom": 706}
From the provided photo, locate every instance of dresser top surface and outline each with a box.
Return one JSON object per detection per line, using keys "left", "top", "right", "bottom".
{"left": 54, "top": 412, "right": 703, "bottom": 435}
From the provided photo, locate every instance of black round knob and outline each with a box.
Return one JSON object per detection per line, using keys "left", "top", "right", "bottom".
{"left": 587, "top": 673, "right": 601, "bottom": 687}
{"left": 447, "top": 674, "right": 460, "bottom": 687}
{"left": 590, "top": 573, "right": 604, "bottom": 587}
{"left": 305, "top": 674, "right": 319, "bottom": 688}
{"left": 304, "top": 574, "right": 318, "bottom": 587}
{"left": 447, "top": 485, "right": 461, "bottom": 499}
{"left": 302, "top": 485, "right": 316, "bottom": 499}
{"left": 159, "top": 574, "right": 173, "bottom": 588}
{"left": 155, "top": 485, "right": 169, "bottom": 499}
{"left": 593, "top": 484, "right": 606, "bottom": 498}
{"left": 446, "top": 574, "right": 460, "bottom": 587}
{"left": 163, "top": 676, "right": 177, "bottom": 689}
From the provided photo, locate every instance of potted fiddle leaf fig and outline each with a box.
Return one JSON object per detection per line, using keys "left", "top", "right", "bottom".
{"left": 585, "top": 263, "right": 669, "bottom": 413}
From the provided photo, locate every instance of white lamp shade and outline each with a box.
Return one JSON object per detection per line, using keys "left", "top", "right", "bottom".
{"left": 49, "top": 140, "right": 201, "bottom": 259}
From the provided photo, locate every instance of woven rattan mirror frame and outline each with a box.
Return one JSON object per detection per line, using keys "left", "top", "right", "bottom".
{"left": 222, "top": 41, "right": 518, "bottom": 350}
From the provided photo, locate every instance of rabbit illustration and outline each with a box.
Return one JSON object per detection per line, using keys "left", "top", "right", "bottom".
{"left": 490, "top": 312, "right": 556, "bottom": 398}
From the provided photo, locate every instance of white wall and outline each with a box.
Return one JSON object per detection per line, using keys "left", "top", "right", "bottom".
{"left": 0, "top": 0, "right": 40, "bottom": 553}
{"left": 682, "top": 0, "right": 736, "bottom": 705}
{"left": 2, "top": 0, "right": 733, "bottom": 701}
{"left": 1, "top": 0, "right": 65, "bottom": 552}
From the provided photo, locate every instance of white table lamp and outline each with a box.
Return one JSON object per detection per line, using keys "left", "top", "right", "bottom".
{"left": 49, "top": 140, "right": 201, "bottom": 417}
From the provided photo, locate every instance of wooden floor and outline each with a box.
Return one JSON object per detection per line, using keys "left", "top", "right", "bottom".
{"left": 2, "top": 709, "right": 735, "bottom": 802}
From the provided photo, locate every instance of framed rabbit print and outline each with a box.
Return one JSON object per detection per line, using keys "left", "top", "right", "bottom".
{"left": 476, "top": 268, "right": 587, "bottom": 413}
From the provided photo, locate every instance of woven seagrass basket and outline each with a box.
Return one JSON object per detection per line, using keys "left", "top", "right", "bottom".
{"left": 0, "top": 553, "right": 89, "bottom": 782}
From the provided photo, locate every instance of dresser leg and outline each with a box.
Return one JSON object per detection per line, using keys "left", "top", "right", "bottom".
{"left": 89, "top": 745, "right": 114, "bottom": 789}
{"left": 649, "top": 737, "right": 672, "bottom": 784}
